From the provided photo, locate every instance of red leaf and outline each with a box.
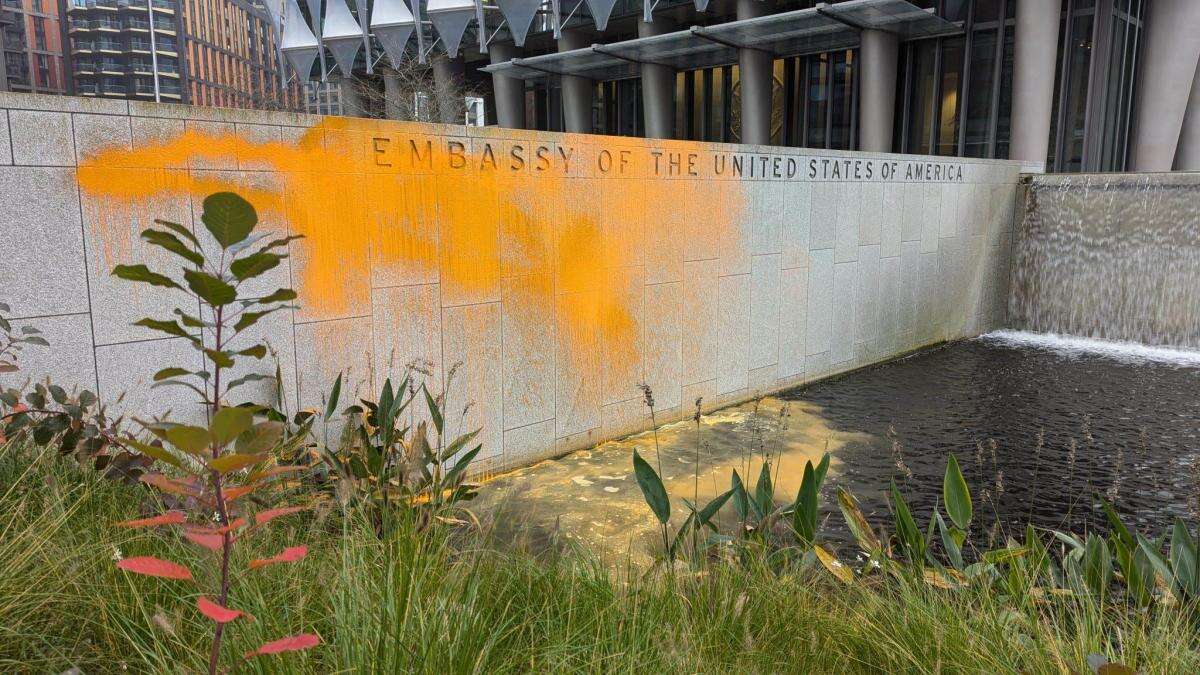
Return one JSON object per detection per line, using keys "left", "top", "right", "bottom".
{"left": 223, "top": 485, "right": 255, "bottom": 501}
{"left": 249, "top": 545, "right": 308, "bottom": 570}
{"left": 244, "top": 633, "right": 320, "bottom": 658}
{"left": 116, "top": 511, "right": 187, "bottom": 528}
{"left": 139, "top": 473, "right": 199, "bottom": 497}
{"left": 197, "top": 596, "right": 251, "bottom": 623}
{"left": 117, "top": 556, "right": 193, "bottom": 581}
{"left": 183, "top": 529, "right": 226, "bottom": 551}
{"left": 255, "top": 506, "right": 306, "bottom": 526}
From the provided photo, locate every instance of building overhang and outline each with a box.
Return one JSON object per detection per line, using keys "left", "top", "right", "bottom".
{"left": 482, "top": 0, "right": 960, "bottom": 82}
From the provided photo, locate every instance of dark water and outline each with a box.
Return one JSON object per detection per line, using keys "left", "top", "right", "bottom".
{"left": 787, "top": 331, "right": 1200, "bottom": 544}
{"left": 477, "top": 331, "right": 1200, "bottom": 562}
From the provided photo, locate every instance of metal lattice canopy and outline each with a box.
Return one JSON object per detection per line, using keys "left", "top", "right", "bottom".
{"left": 426, "top": 0, "right": 476, "bottom": 58}
{"left": 371, "top": 0, "right": 417, "bottom": 67}
{"left": 281, "top": 0, "right": 321, "bottom": 79}
{"left": 483, "top": 0, "right": 959, "bottom": 82}
{"left": 323, "top": 0, "right": 366, "bottom": 77}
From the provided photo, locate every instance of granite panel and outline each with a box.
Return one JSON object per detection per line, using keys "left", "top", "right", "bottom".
{"left": 8, "top": 110, "right": 74, "bottom": 166}
{"left": 716, "top": 273, "right": 750, "bottom": 395}
{"left": 0, "top": 313, "right": 96, "bottom": 394}
{"left": 749, "top": 254, "right": 780, "bottom": 369}
{"left": 0, "top": 167, "right": 89, "bottom": 318}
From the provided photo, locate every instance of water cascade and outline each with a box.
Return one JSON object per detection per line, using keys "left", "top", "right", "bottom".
{"left": 1010, "top": 173, "right": 1200, "bottom": 348}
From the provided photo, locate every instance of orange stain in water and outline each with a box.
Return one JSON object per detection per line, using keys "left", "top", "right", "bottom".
{"left": 75, "top": 117, "right": 746, "bottom": 379}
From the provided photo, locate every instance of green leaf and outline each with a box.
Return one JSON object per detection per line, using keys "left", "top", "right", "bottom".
{"left": 226, "top": 372, "right": 271, "bottom": 391}
{"left": 124, "top": 438, "right": 184, "bottom": 469}
{"left": 423, "top": 383, "right": 444, "bottom": 436}
{"left": 754, "top": 461, "right": 774, "bottom": 517}
{"left": 890, "top": 481, "right": 925, "bottom": 565}
{"left": 0, "top": 302, "right": 9, "bottom": 312}
{"left": 731, "top": 469, "right": 750, "bottom": 523}
{"left": 237, "top": 345, "right": 267, "bottom": 359}
{"left": 141, "top": 229, "right": 204, "bottom": 266}
{"left": 1170, "top": 518, "right": 1199, "bottom": 598}
{"left": 165, "top": 425, "right": 211, "bottom": 456}
{"left": 813, "top": 452, "right": 830, "bottom": 487}
{"left": 697, "top": 489, "right": 732, "bottom": 530}
{"left": 209, "top": 452, "right": 266, "bottom": 474}
{"left": 236, "top": 420, "right": 284, "bottom": 455}
{"left": 258, "top": 234, "right": 304, "bottom": 252}
{"left": 324, "top": 373, "right": 342, "bottom": 420}
{"left": 153, "top": 367, "right": 192, "bottom": 382}
{"left": 23, "top": 336, "right": 49, "bottom": 346}
{"left": 133, "top": 318, "right": 192, "bottom": 339}
{"left": 632, "top": 449, "right": 671, "bottom": 525}
{"left": 230, "top": 252, "right": 282, "bottom": 281}
{"left": 937, "top": 512, "right": 964, "bottom": 570}
{"left": 1137, "top": 533, "right": 1177, "bottom": 597}
{"left": 173, "top": 309, "right": 207, "bottom": 328}
{"left": 942, "top": 454, "right": 972, "bottom": 530}
{"left": 1082, "top": 534, "right": 1113, "bottom": 597}
{"left": 837, "top": 486, "right": 881, "bottom": 555}
{"left": 258, "top": 288, "right": 298, "bottom": 304}
{"left": 112, "top": 264, "right": 180, "bottom": 290}
{"left": 183, "top": 269, "right": 236, "bottom": 306}
{"left": 1102, "top": 499, "right": 1135, "bottom": 550}
{"left": 444, "top": 444, "right": 482, "bottom": 486}
{"left": 793, "top": 460, "right": 819, "bottom": 546}
{"left": 234, "top": 310, "right": 277, "bottom": 333}
{"left": 211, "top": 406, "right": 254, "bottom": 446}
{"left": 203, "top": 348, "right": 234, "bottom": 369}
{"left": 201, "top": 191, "right": 257, "bottom": 249}
{"left": 154, "top": 219, "right": 200, "bottom": 248}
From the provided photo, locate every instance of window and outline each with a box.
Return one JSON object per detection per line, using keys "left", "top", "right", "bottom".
{"left": 896, "top": 0, "right": 1015, "bottom": 159}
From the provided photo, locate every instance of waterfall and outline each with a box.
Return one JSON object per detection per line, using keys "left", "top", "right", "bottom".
{"left": 1010, "top": 172, "right": 1200, "bottom": 348}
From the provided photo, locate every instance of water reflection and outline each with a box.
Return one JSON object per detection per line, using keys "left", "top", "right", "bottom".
{"left": 477, "top": 400, "right": 865, "bottom": 565}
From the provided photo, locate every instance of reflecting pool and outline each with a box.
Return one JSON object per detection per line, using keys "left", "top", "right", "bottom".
{"left": 476, "top": 331, "right": 1200, "bottom": 563}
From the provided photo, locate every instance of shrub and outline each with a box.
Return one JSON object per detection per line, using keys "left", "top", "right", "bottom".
{"left": 109, "top": 191, "right": 319, "bottom": 673}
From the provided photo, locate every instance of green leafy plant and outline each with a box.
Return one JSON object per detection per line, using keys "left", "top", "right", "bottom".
{"left": 109, "top": 192, "right": 318, "bottom": 672}
{"left": 0, "top": 308, "right": 136, "bottom": 479}
{"left": 0, "top": 302, "right": 49, "bottom": 374}
{"left": 318, "top": 372, "right": 484, "bottom": 533}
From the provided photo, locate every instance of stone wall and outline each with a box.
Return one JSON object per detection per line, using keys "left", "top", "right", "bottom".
{"left": 0, "top": 92, "right": 1031, "bottom": 473}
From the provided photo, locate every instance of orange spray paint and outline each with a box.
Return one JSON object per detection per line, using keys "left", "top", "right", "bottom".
{"left": 75, "top": 117, "right": 746, "bottom": 385}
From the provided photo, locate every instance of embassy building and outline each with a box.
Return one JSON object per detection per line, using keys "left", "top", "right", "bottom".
{"left": 278, "top": 0, "right": 1200, "bottom": 173}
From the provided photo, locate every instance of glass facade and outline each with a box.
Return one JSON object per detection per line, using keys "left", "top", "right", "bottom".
{"left": 1046, "top": 0, "right": 1144, "bottom": 172}
{"left": 505, "top": 0, "right": 1145, "bottom": 172}
{"left": 895, "top": 0, "right": 1015, "bottom": 158}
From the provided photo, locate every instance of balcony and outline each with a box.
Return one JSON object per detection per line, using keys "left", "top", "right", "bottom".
{"left": 71, "top": 40, "right": 95, "bottom": 52}
{"left": 127, "top": 38, "right": 150, "bottom": 51}
{"left": 68, "top": 19, "right": 95, "bottom": 32}
{"left": 94, "top": 19, "right": 121, "bottom": 31}
{"left": 76, "top": 83, "right": 99, "bottom": 95}
{"left": 125, "top": 17, "right": 149, "bottom": 31}
{"left": 96, "top": 39, "right": 121, "bottom": 52}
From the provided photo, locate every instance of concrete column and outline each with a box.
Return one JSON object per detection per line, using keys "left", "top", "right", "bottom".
{"left": 1131, "top": 0, "right": 1200, "bottom": 171}
{"left": 383, "top": 71, "right": 404, "bottom": 120}
{"left": 557, "top": 29, "right": 593, "bottom": 133}
{"left": 432, "top": 55, "right": 466, "bottom": 124}
{"left": 858, "top": 29, "right": 899, "bottom": 153}
{"left": 638, "top": 17, "right": 676, "bottom": 139}
{"left": 1175, "top": 60, "right": 1200, "bottom": 170}
{"left": 489, "top": 41, "right": 526, "bottom": 129}
{"left": 737, "top": 0, "right": 773, "bottom": 145}
{"left": 337, "top": 76, "right": 364, "bottom": 117}
{"left": 1009, "top": 0, "right": 1061, "bottom": 165}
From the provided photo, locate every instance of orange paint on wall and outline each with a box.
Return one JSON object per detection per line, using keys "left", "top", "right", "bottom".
{"left": 74, "top": 117, "right": 746, "bottom": 382}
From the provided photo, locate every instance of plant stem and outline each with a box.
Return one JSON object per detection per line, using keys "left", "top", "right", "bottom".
{"left": 206, "top": 305, "right": 228, "bottom": 675}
